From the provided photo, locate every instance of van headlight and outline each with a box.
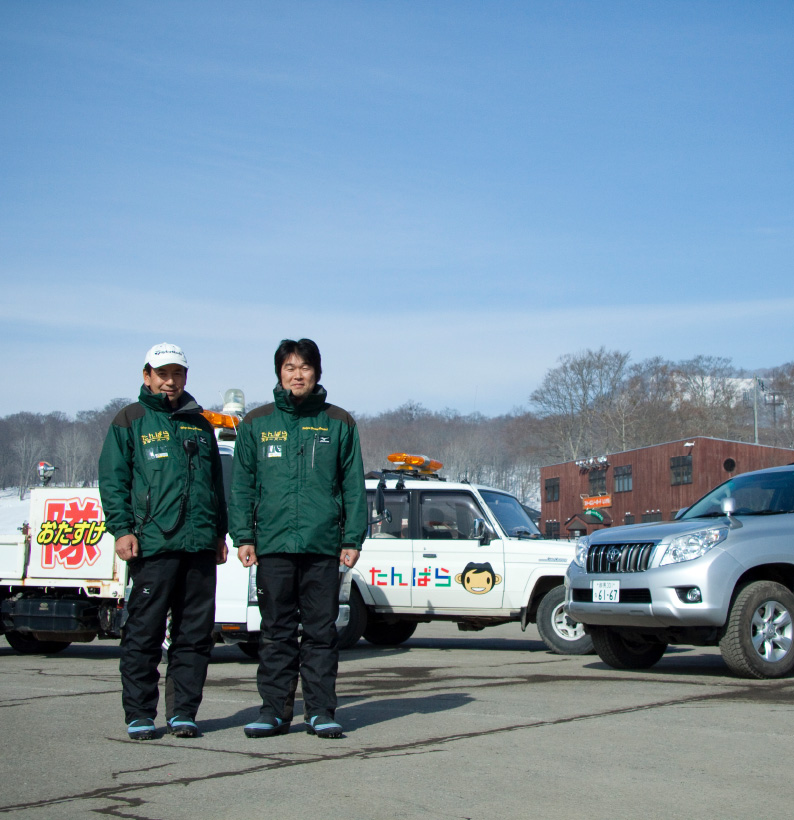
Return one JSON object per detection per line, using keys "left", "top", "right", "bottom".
{"left": 659, "top": 527, "right": 728, "bottom": 566}
{"left": 574, "top": 536, "right": 590, "bottom": 568}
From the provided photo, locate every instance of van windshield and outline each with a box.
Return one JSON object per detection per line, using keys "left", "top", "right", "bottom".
{"left": 479, "top": 491, "right": 541, "bottom": 538}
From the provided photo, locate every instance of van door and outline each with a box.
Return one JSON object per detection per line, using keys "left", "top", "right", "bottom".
{"left": 414, "top": 490, "right": 505, "bottom": 610}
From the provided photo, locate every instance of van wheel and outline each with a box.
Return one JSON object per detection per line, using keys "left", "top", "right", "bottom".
{"left": 719, "top": 581, "right": 794, "bottom": 679}
{"left": 535, "top": 585, "right": 594, "bottom": 655}
{"left": 590, "top": 626, "right": 667, "bottom": 670}
{"left": 238, "top": 640, "right": 260, "bottom": 659}
{"left": 337, "top": 587, "right": 367, "bottom": 650}
{"left": 5, "top": 631, "right": 71, "bottom": 655}
{"left": 363, "top": 619, "right": 417, "bottom": 646}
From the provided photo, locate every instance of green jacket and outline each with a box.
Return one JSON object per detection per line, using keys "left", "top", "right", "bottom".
{"left": 98, "top": 386, "right": 227, "bottom": 557}
{"left": 228, "top": 384, "right": 367, "bottom": 557}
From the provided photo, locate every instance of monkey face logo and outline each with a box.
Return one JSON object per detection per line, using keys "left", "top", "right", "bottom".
{"left": 455, "top": 562, "right": 503, "bottom": 595}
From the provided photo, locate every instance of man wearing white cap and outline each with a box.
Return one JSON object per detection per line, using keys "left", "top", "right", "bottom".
{"left": 99, "top": 343, "right": 228, "bottom": 740}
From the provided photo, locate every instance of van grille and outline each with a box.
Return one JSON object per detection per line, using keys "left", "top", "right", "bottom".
{"left": 586, "top": 542, "right": 655, "bottom": 573}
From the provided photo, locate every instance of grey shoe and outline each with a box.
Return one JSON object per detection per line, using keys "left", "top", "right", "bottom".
{"left": 167, "top": 715, "right": 198, "bottom": 738}
{"left": 306, "top": 713, "right": 343, "bottom": 738}
{"left": 244, "top": 710, "right": 290, "bottom": 738}
{"left": 127, "top": 718, "right": 157, "bottom": 740}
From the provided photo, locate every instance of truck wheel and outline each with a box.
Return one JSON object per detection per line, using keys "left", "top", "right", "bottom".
{"left": 535, "top": 585, "right": 594, "bottom": 655}
{"left": 337, "top": 586, "right": 367, "bottom": 650}
{"left": 590, "top": 626, "right": 667, "bottom": 670}
{"left": 719, "top": 581, "right": 794, "bottom": 679}
{"left": 363, "top": 619, "right": 417, "bottom": 646}
{"left": 5, "top": 631, "right": 71, "bottom": 655}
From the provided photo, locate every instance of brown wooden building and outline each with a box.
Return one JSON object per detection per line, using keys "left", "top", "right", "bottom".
{"left": 540, "top": 437, "right": 794, "bottom": 540}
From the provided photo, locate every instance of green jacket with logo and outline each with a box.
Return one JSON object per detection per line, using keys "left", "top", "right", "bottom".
{"left": 98, "top": 387, "right": 227, "bottom": 557}
{"left": 228, "top": 384, "right": 367, "bottom": 557}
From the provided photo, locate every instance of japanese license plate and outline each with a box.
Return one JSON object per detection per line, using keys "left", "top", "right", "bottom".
{"left": 592, "top": 580, "right": 620, "bottom": 603}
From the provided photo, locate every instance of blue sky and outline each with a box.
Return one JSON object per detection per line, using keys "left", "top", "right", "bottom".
{"left": 2, "top": 1, "right": 792, "bottom": 418}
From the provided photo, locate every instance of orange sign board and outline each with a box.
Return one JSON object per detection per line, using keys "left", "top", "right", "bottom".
{"left": 583, "top": 495, "right": 612, "bottom": 510}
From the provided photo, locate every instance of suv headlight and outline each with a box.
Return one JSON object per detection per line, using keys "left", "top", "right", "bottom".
{"left": 659, "top": 527, "right": 728, "bottom": 566}
{"left": 574, "top": 536, "right": 590, "bottom": 568}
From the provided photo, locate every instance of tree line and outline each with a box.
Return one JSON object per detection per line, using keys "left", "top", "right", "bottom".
{"left": 2, "top": 351, "right": 793, "bottom": 503}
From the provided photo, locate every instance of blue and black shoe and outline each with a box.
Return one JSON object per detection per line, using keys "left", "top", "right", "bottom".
{"left": 244, "top": 711, "right": 290, "bottom": 738}
{"left": 127, "top": 718, "right": 157, "bottom": 740}
{"left": 306, "top": 713, "right": 343, "bottom": 739}
{"left": 167, "top": 715, "right": 198, "bottom": 738}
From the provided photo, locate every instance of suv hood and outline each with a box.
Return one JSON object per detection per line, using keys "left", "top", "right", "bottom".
{"left": 587, "top": 518, "right": 732, "bottom": 544}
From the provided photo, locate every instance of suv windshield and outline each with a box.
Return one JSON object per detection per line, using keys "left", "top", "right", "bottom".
{"left": 479, "top": 490, "right": 541, "bottom": 538}
{"left": 683, "top": 469, "right": 794, "bottom": 519}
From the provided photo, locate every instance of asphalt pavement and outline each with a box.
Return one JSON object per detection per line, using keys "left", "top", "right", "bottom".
{"left": 1, "top": 622, "right": 792, "bottom": 820}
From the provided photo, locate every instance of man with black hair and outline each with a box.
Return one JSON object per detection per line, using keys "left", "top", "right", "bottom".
{"left": 229, "top": 338, "right": 367, "bottom": 739}
{"left": 99, "top": 343, "right": 227, "bottom": 741}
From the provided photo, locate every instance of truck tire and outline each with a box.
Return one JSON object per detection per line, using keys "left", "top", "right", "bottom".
{"left": 590, "top": 626, "right": 667, "bottom": 670}
{"left": 535, "top": 585, "right": 594, "bottom": 655}
{"left": 363, "top": 618, "right": 417, "bottom": 646}
{"left": 337, "top": 586, "right": 367, "bottom": 650}
{"left": 5, "top": 631, "right": 71, "bottom": 655}
{"left": 719, "top": 581, "right": 794, "bottom": 679}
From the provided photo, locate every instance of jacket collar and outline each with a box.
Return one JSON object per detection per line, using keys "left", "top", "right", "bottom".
{"left": 138, "top": 385, "right": 202, "bottom": 416}
{"left": 273, "top": 383, "right": 328, "bottom": 415}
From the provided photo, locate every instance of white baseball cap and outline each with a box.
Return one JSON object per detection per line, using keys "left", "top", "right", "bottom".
{"left": 144, "top": 343, "right": 188, "bottom": 370}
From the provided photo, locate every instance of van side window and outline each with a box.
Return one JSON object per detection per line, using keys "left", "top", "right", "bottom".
{"left": 366, "top": 491, "right": 409, "bottom": 538}
{"left": 420, "top": 493, "right": 485, "bottom": 540}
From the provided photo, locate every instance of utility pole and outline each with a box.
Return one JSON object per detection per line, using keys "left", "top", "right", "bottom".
{"left": 753, "top": 376, "right": 765, "bottom": 444}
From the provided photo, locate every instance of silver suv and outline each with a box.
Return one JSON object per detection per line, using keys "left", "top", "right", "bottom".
{"left": 565, "top": 464, "right": 794, "bottom": 678}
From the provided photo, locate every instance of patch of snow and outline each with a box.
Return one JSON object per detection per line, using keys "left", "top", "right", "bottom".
{"left": 0, "top": 489, "right": 32, "bottom": 534}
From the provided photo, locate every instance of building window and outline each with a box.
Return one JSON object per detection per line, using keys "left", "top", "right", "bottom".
{"left": 589, "top": 470, "right": 607, "bottom": 495}
{"left": 641, "top": 511, "right": 663, "bottom": 523}
{"left": 670, "top": 455, "right": 693, "bottom": 486}
{"left": 545, "top": 521, "right": 560, "bottom": 539}
{"left": 545, "top": 477, "right": 560, "bottom": 503}
{"left": 614, "top": 465, "right": 632, "bottom": 493}
{"left": 624, "top": 513, "right": 635, "bottom": 525}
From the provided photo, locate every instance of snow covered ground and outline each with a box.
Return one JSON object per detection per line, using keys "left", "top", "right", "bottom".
{"left": 0, "top": 489, "right": 33, "bottom": 534}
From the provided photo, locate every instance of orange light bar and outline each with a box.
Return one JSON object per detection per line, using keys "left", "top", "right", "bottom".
{"left": 387, "top": 452, "right": 443, "bottom": 472}
{"left": 201, "top": 410, "right": 240, "bottom": 430}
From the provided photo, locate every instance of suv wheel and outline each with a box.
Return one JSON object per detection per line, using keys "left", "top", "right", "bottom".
{"left": 719, "top": 581, "right": 794, "bottom": 679}
{"left": 535, "top": 585, "right": 594, "bottom": 655}
{"left": 590, "top": 626, "right": 667, "bottom": 670}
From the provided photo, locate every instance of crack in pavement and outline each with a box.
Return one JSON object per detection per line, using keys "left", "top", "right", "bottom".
{"left": 4, "top": 677, "right": 792, "bottom": 815}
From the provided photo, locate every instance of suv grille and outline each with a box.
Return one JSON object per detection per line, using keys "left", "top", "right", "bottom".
{"left": 586, "top": 542, "right": 655, "bottom": 573}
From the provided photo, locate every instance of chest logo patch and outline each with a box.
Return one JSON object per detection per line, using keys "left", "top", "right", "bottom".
{"left": 319, "top": 435, "right": 331, "bottom": 444}
{"left": 267, "top": 445, "right": 283, "bottom": 458}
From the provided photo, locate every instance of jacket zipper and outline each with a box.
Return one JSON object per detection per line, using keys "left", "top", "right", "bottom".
{"left": 312, "top": 433, "right": 317, "bottom": 469}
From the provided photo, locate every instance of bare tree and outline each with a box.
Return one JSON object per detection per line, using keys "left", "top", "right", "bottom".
{"left": 530, "top": 348, "right": 631, "bottom": 460}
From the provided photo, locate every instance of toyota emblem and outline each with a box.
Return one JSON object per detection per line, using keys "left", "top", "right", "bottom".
{"left": 606, "top": 547, "right": 622, "bottom": 564}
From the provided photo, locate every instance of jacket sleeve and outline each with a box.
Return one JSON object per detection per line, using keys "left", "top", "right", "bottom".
{"left": 210, "top": 436, "right": 228, "bottom": 538}
{"left": 228, "top": 418, "right": 258, "bottom": 547}
{"left": 339, "top": 421, "right": 368, "bottom": 550}
{"left": 98, "top": 420, "right": 136, "bottom": 539}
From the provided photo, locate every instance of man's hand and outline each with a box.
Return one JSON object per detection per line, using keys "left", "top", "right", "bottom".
{"left": 237, "top": 543, "right": 258, "bottom": 567}
{"left": 215, "top": 537, "right": 228, "bottom": 565}
{"left": 340, "top": 548, "right": 360, "bottom": 568}
{"left": 115, "top": 534, "right": 139, "bottom": 561}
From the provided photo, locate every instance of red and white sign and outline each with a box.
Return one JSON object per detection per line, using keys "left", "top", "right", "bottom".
{"left": 583, "top": 495, "right": 612, "bottom": 510}
{"left": 29, "top": 489, "right": 116, "bottom": 579}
